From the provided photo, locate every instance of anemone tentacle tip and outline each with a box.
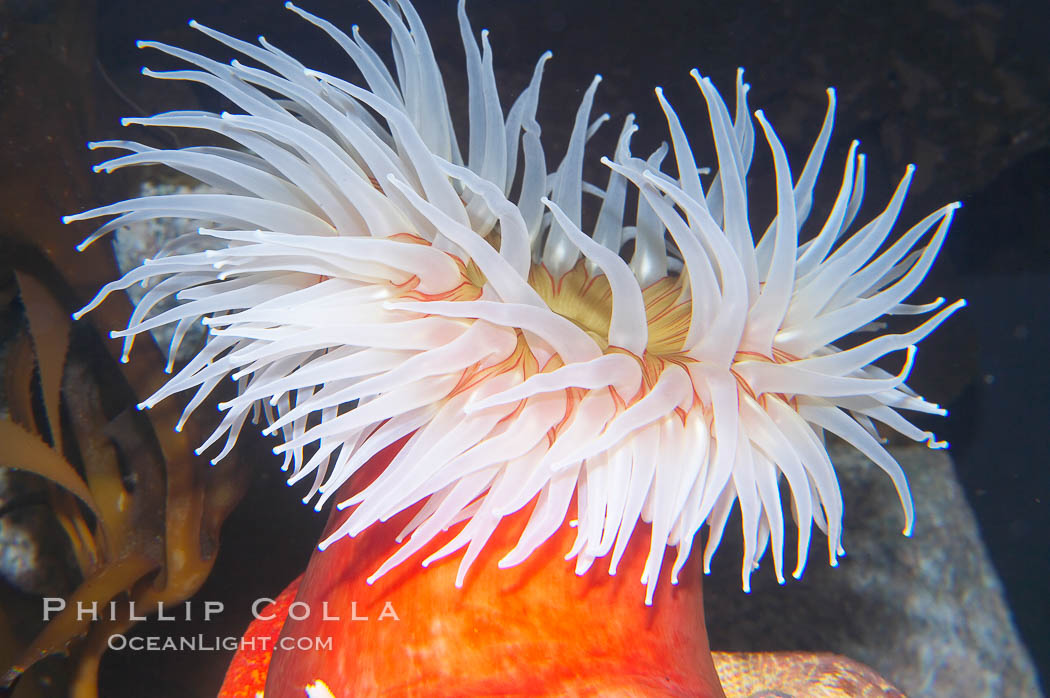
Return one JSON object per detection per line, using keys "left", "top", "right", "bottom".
{"left": 305, "top": 680, "right": 336, "bottom": 698}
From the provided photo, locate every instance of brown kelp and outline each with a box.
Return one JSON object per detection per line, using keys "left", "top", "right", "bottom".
{"left": 0, "top": 0, "right": 251, "bottom": 695}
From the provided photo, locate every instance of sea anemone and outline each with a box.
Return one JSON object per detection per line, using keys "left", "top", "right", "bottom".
{"left": 67, "top": 0, "right": 961, "bottom": 693}
{"left": 69, "top": 0, "right": 962, "bottom": 601}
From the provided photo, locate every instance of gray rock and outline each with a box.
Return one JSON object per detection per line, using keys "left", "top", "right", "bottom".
{"left": 704, "top": 443, "right": 1042, "bottom": 698}
{"left": 111, "top": 180, "right": 218, "bottom": 364}
{"left": 0, "top": 468, "right": 78, "bottom": 598}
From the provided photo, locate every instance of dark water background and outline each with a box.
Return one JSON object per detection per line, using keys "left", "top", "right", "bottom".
{"left": 1, "top": 0, "right": 1046, "bottom": 694}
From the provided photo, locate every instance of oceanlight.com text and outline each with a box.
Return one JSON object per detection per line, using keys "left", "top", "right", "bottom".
{"left": 106, "top": 634, "right": 334, "bottom": 652}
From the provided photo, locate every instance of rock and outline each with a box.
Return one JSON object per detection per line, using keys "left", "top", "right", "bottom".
{"left": 704, "top": 444, "right": 1042, "bottom": 698}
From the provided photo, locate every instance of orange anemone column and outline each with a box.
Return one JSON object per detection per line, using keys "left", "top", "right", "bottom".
{"left": 252, "top": 440, "right": 726, "bottom": 697}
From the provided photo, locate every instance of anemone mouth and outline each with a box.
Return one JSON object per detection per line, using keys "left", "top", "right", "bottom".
{"left": 528, "top": 261, "right": 693, "bottom": 358}
{"left": 68, "top": 0, "right": 963, "bottom": 604}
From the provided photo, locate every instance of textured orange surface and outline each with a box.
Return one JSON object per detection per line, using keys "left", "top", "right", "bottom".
{"left": 218, "top": 576, "right": 301, "bottom": 698}
{"left": 217, "top": 438, "right": 907, "bottom": 698}
{"left": 713, "top": 652, "right": 905, "bottom": 698}
{"left": 252, "top": 438, "right": 724, "bottom": 697}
